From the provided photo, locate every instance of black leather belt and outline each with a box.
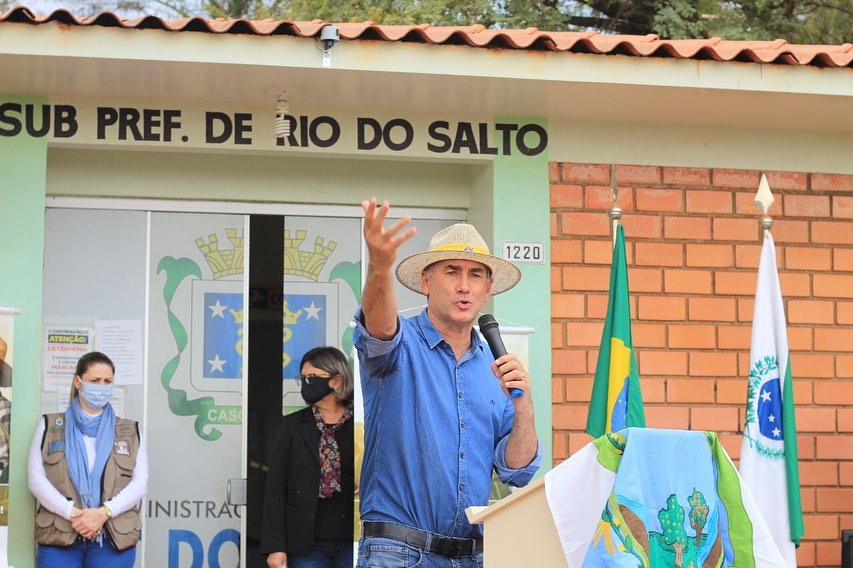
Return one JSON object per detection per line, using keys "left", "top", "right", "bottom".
{"left": 362, "top": 521, "right": 483, "bottom": 558}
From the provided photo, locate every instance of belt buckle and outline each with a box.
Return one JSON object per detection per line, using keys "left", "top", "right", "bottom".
{"left": 442, "top": 537, "right": 467, "bottom": 557}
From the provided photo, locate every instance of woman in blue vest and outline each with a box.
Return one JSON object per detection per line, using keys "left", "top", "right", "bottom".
{"left": 27, "top": 351, "right": 148, "bottom": 567}
{"left": 261, "top": 346, "right": 355, "bottom": 568}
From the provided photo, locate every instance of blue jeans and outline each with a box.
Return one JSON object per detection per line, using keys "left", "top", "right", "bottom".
{"left": 37, "top": 538, "right": 136, "bottom": 568}
{"left": 289, "top": 539, "right": 354, "bottom": 568}
{"left": 356, "top": 536, "right": 483, "bottom": 568}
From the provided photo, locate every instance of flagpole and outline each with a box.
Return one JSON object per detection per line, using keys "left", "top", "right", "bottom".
{"left": 587, "top": 164, "right": 645, "bottom": 437}
{"left": 745, "top": 172, "right": 775, "bottom": 453}
{"left": 743, "top": 171, "right": 804, "bottom": 567}
{"left": 609, "top": 164, "right": 622, "bottom": 248}
{"left": 753, "top": 172, "right": 779, "bottom": 446}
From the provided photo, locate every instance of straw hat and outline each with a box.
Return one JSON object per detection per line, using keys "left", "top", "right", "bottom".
{"left": 395, "top": 223, "right": 522, "bottom": 295}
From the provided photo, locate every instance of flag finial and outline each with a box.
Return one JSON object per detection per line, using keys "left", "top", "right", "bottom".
{"left": 609, "top": 164, "right": 623, "bottom": 246}
{"left": 755, "top": 173, "right": 774, "bottom": 232}
{"left": 609, "top": 164, "right": 618, "bottom": 205}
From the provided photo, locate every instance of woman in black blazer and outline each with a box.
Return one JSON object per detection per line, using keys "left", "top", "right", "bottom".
{"left": 262, "top": 347, "right": 355, "bottom": 568}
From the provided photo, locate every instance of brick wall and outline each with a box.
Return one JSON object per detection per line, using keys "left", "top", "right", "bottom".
{"left": 550, "top": 162, "right": 852, "bottom": 567}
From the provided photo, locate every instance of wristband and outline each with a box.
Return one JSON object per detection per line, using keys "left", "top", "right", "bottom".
{"left": 102, "top": 503, "right": 112, "bottom": 518}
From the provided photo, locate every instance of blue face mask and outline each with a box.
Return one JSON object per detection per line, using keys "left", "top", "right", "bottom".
{"left": 79, "top": 382, "right": 114, "bottom": 410}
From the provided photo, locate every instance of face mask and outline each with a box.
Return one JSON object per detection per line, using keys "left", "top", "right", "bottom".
{"left": 79, "top": 382, "right": 114, "bottom": 409}
{"left": 301, "top": 377, "right": 334, "bottom": 405}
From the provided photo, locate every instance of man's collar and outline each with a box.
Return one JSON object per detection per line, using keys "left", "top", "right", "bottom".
{"left": 416, "top": 309, "right": 485, "bottom": 353}
{"left": 416, "top": 309, "right": 444, "bottom": 349}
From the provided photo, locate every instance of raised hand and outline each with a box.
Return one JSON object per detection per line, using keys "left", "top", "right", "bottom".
{"left": 362, "top": 198, "right": 417, "bottom": 271}
{"left": 361, "top": 197, "right": 418, "bottom": 340}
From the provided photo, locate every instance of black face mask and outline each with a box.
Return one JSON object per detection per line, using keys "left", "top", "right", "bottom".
{"left": 301, "top": 377, "right": 335, "bottom": 405}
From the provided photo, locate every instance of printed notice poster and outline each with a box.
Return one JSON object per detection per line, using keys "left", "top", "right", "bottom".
{"left": 95, "top": 319, "right": 143, "bottom": 385}
{"left": 43, "top": 326, "right": 94, "bottom": 391}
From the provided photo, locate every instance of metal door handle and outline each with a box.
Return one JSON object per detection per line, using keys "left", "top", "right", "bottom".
{"left": 227, "top": 478, "right": 247, "bottom": 506}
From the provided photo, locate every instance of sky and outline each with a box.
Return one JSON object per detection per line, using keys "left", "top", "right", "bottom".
{"left": 12, "top": 0, "right": 176, "bottom": 18}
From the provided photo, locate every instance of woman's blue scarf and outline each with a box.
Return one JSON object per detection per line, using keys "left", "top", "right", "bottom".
{"left": 65, "top": 397, "right": 115, "bottom": 509}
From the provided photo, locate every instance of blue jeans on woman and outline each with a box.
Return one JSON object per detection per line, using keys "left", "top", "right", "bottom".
{"left": 289, "top": 539, "right": 354, "bottom": 568}
{"left": 356, "top": 536, "right": 483, "bottom": 568}
{"left": 36, "top": 538, "right": 136, "bottom": 568}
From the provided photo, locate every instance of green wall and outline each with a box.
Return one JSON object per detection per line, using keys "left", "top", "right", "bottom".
{"left": 0, "top": 95, "right": 47, "bottom": 567}
{"left": 470, "top": 117, "right": 552, "bottom": 473}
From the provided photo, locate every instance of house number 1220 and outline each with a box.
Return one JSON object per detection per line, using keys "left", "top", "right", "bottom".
{"left": 501, "top": 241, "right": 545, "bottom": 264}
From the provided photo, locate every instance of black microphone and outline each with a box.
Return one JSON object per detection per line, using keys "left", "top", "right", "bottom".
{"left": 478, "top": 314, "right": 524, "bottom": 400}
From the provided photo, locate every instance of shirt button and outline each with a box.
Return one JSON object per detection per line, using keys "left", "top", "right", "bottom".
{"left": 457, "top": 391, "right": 463, "bottom": 398}
{"left": 460, "top": 421, "right": 466, "bottom": 428}
{"left": 459, "top": 484, "right": 465, "bottom": 492}
{"left": 460, "top": 452, "right": 465, "bottom": 460}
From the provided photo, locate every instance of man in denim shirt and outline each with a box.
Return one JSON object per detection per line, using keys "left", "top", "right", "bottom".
{"left": 354, "top": 198, "right": 541, "bottom": 568}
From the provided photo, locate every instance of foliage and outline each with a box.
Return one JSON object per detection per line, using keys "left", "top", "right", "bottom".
{"left": 658, "top": 494, "right": 688, "bottom": 567}
{"left": 16, "top": 0, "right": 851, "bottom": 44}
{"left": 658, "top": 494, "right": 687, "bottom": 547}
{"left": 653, "top": 0, "right": 852, "bottom": 43}
{"left": 687, "top": 489, "right": 709, "bottom": 547}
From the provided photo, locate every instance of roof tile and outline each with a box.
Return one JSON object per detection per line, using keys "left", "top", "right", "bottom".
{"left": 1, "top": 5, "right": 851, "bottom": 68}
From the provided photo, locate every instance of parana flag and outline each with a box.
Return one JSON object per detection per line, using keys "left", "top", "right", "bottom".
{"left": 585, "top": 224, "right": 645, "bottom": 437}
{"left": 739, "top": 233, "right": 804, "bottom": 568}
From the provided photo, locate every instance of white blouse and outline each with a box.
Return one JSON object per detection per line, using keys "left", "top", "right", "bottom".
{"left": 27, "top": 412, "right": 149, "bottom": 521}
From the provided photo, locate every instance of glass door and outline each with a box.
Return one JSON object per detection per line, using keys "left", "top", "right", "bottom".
{"left": 244, "top": 214, "right": 363, "bottom": 567}
{"left": 146, "top": 212, "right": 246, "bottom": 568}
{"left": 43, "top": 208, "right": 248, "bottom": 568}
{"left": 41, "top": 208, "right": 148, "bottom": 568}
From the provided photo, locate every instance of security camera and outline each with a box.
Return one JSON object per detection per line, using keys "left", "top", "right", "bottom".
{"left": 318, "top": 25, "right": 340, "bottom": 67}
{"left": 320, "top": 25, "right": 340, "bottom": 51}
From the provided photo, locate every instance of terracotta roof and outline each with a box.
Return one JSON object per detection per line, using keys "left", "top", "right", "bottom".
{"left": 2, "top": 5, "right": 852, "bottom": 68}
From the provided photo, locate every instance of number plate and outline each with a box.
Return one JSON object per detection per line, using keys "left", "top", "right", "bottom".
{"left": 501, "top": 241, "right": 545, "bottom": 264}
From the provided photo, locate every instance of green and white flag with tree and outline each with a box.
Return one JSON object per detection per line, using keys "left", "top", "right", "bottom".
{"left": 545, "top": 428, "right": 787, "bottom": 567}
{"left": 739, "top": 232, "right": 804, "bottom": 568}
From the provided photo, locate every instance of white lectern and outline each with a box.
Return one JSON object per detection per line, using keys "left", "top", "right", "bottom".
{"left": 466, "top": 478, "right": 565, "bottom": 567}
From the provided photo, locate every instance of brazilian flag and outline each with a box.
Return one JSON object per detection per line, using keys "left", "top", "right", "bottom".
{"left": 585, "top": 225, "right": 645, "bottom": 437}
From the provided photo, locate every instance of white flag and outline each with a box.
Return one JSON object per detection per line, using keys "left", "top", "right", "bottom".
{"left": 739, "top": 233, "right": 804, "bottom": 568}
